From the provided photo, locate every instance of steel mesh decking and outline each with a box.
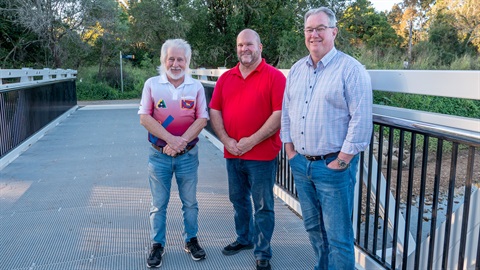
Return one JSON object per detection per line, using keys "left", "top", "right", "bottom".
{"left": 0, "top": 106, "right": 315, "bottom": 270}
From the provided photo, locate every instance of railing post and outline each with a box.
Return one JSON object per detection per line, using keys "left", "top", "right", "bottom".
{"left": 20, "top": 68, "right": 33, "bottom": 82}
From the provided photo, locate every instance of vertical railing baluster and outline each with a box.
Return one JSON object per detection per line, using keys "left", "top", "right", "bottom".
{"left": 476, "top": 225, "right": 480, "bottom": 270}
{"left": 373, "top": 125, "right": 385, "bottom": 253}
{"left": 391, "top": 130, "right": 405, "bottom": 269}
{"left": 457, "top": 146, "right": 475, "bottom": 269}
{"left": 356, "top": 150, "right": 365, "bottom": 245}
{"left": 403, "top": 132, "right": 417, "bottom": 270}
{"left": 442, "top": 142, "right": 459, "bottom": 269}
{"left": 365, "top": 133, "right": 374, "bottom": 250}
{"left": 427, "top": 139, "right": 443, "bottom": 270}
{"left": 382, "top": 127, "right": 394, "bottom": 263}
{"left": 414, "top": 135, "right": 429, "bottom": 269}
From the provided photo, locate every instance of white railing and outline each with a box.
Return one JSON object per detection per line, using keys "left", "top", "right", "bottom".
{"left": 191, "top": 67, "right": 480, "bottom": 270}
{"left": 0, "top": 68, "right": 77, "bottom": 91}
{"left": 191, "top": 68, "right": 480, "bottom": 132}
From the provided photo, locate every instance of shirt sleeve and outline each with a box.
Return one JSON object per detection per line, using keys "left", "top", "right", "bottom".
{"left": 138, "top": 78, "right": 153, "bottom": 115}
{"left": 195, "top": 82, "right": 210, "bottom": 119}
{"left": 271, "top": 69, "right": 286, "bottom": 112}
{"left": 280, "top": 68, "right": 295, "bottom": 144}
{"left": 341, "top": 65, "right": 373, "bottom": 155}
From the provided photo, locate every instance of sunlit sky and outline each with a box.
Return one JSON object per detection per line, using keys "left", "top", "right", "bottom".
{"left": 370, "top": 0, "right": 402, "bottom": 12}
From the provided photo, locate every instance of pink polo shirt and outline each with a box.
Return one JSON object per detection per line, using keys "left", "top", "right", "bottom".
{"left": 138, "top": 74, "right": 209, "bottom": 146}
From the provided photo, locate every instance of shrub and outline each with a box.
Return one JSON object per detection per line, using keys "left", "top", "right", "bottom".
{"left": 76, "top": 63, "right": 157, "bottom": 101}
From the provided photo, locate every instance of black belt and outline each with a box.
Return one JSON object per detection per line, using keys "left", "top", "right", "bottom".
{"left": 152, "top": 144, "right": 195, "bottom": 157}
{"left": 304, "top": 151, "right": 339, "bottom": 161}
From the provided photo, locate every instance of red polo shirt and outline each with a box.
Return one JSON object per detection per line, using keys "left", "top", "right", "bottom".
{"left": 209, "top": 59, "right": 286, "bottom": 160}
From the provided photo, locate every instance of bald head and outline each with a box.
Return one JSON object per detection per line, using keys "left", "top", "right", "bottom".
{"left": 237, "top": 29, "right": 262, "bottom": 44}
{"left": 236, "top": 29, "right": 263, "bottom": 69}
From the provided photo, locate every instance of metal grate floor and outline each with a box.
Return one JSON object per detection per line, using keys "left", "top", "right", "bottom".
{"left": 0, "top": 105, "right": 315, "bottom": 270}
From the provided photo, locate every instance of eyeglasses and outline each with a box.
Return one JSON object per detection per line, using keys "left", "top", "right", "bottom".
{"left": 304, "top": 25, "right": 335, "bottom": 34}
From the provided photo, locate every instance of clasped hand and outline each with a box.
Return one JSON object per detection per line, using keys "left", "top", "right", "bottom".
{"left": 164, "top": 136, "right": 188, "bottom": 156}
{"left": 225, "top": 137, "right": 254, "bottom": 156}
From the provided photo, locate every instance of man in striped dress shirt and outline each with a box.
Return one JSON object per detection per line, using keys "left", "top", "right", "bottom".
{"left": 280, "top": 7, "right": 373, "bottom": 270}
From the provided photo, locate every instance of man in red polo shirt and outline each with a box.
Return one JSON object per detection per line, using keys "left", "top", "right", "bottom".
{"left": 209, "top": 29, "right": 286, "bottom": 270}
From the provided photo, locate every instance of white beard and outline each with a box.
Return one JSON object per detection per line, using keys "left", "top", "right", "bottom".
{"left": 166, "top": 68, "right": 185, "bottom": 80}
{"left": 157, "top": 65, "right": 188, "bottom": 80}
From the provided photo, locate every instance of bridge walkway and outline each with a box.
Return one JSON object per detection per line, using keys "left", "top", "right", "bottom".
{"left": 0, "top": 104, "right": 315, "bottom": 270}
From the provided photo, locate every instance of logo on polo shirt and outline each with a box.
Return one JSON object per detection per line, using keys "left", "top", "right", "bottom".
{"left": 157, "top": 99, "right": 166, "bottom": 108}
{"left": 181, "top": 99, "right": 195, "bottom": 109}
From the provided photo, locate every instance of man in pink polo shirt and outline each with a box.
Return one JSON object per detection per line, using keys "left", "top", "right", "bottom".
{"left": 209, "top": 29, "right": 286, "bottom": 270}
{"left": 138, "top": 39, "right": 209, "bottom": 268}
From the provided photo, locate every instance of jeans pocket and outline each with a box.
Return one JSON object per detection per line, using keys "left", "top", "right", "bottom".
{"left": 287, "top": 152, "right": 299, "bottom": 161}
{"left": 324, "top": 157, "right": 349, "bottom": 172}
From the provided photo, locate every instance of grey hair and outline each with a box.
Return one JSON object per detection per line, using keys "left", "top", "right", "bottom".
{"left": 304, "top": 7, "right": 337, "bottom": 27}
{"left": 157, "top": 39, "right": 192, "bottom": 74}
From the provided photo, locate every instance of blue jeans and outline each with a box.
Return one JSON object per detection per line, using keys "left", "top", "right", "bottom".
{"left": 288, "top": 153, "right": 359, "bottom": 270}
{"left": 148, "top": 145, "right": 199, "bottom": 246}
{"left": 226, "top": 158, "right": 277, "bottom": 260}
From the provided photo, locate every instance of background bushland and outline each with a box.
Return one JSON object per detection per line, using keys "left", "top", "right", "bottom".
{"left": 1, "top": 0, "right": 479, "bottom": 117}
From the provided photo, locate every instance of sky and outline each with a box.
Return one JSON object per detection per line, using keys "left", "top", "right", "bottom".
{"left": 370, "top": 0, "right": 402, "bottom": 12}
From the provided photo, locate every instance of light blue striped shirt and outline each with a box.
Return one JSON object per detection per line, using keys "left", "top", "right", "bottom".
{"left": 280, "top": 48, "right": 373, "bottom": 156}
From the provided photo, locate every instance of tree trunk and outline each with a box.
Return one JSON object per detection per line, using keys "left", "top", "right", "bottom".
{"left": 407, "top": 19, "right": 413, "bottom": 64}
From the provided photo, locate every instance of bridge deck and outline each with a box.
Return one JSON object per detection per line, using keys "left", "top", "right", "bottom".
{"left": 0, "top": 104, "right": 315, "bottom": 270}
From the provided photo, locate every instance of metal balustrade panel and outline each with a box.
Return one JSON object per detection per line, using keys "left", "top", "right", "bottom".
{"left": 0, "top": 81, "right": 76, "bottom": 158}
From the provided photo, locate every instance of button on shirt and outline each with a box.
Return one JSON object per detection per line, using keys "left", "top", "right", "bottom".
{"left": 280, "top": 48, "right": 373, "bottom": 156}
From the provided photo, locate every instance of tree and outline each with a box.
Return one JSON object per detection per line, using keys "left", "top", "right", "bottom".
{"left": 390, "top": 0, "right": 434, "bottom": 62}
{"left": 339, "top": 0, "right": 401, "bottom": 53}
{"left": 0, "top": 1, "right": 43, "bottom": 68}
{"left": 432, "top": 0, "right": 480, "bottom": 52}
{"left": 427, "top": 11, "right": 462, "bottom": 65}
{"left": 2, "top": 0, "right": 118, "bottom": 68}
{"left": 128, "top": 0, "right": 192, "bottom": 61}
{"left": 187, "top": 0, "right": 302, "bottom": 68}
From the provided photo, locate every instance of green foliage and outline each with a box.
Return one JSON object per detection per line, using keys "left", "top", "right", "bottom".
{"left": 277, "top": 30, "right": 308, "bottom": 69}
{"left": 450, "top": 53, "right": 480, "bottom": 70}
{"left": 354, "top": 46, "right": 405, "bottom": 69}
{"left": 373, "top": 92, "right": 480, "bottom": 119}
{"left": 427, "top": 12, "right": 462, "bottom": 66}
{"left": 339, "top": 0, "right": 401, "bottom": 52}
{"left": 76, "top": 63, "right": 156, "bottom": 101}
{"left": 0, "top": 8, "right": 45, "bottom": 68}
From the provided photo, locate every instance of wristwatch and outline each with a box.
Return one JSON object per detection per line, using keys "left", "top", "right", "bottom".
{"left": 336, "top": 158, "right": 349, "bottom": 169}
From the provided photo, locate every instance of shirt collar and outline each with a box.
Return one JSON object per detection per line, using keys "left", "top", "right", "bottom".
{"left": 231, "top": 58, "right": 267, "bottom": 77}
{"left": 306, "top": 47, "right": 337, "bottom": 70}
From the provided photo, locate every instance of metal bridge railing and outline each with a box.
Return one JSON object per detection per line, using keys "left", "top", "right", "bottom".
{"left": 1, "top": 67, "right": 478, "bottom": 269}
{"left": 0, "top": 68, "right": 77, "bottom": 160}
{"left": 192, "top": 68, "right": 480, "bottom": 270}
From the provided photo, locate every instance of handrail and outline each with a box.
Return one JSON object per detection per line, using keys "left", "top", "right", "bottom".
{"left": 191, "top": 68, "right": 480, "bottom": 134}
{"left": 190, "top": 68, "right": 480, "bottom": 100}
{"left": 373, "top": 114, "right": 480, "bottom": 147}
{"left": 193, "top": 67, "right": 480, "bottom": 270}
{"left": 0, "top": 68, "right": 77, "bottom": 91}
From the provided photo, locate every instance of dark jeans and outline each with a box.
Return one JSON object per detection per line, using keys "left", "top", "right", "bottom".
{"left": 226, "top": 158, "right": 277, "bottom": 260}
